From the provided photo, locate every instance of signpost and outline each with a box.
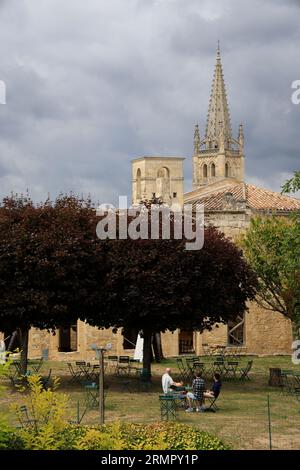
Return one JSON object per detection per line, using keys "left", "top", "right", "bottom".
{"left": 91, "top": 342, "right": 112, "bottom": 425}
{"left": 267, "top": 395, "right": 272, "bottom": 450}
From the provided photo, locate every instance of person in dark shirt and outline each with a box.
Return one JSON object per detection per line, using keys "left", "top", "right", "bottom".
{"left": 204, "top": 373, "right": 222, "bottom": 398}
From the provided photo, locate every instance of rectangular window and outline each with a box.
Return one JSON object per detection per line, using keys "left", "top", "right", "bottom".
{"left": 227, "top": 315, "right": 245, "bottom": 346}
{"left": 179, "top": 329, "right": 195, "bottom": 354}
{"left": 59, "top": 323, "right": 78, "bottom": 352}
{"left": 123, "top": 328, "right": 139, "bottom": 350}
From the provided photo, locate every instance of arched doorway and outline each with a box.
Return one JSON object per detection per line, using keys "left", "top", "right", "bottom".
{"left": 58, "top": 323, "right": 78, "bottom": 352}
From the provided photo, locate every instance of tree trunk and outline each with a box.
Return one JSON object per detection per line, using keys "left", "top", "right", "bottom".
{"left": 142, "top": 329, "right": 152, "bottom": 382}
{"left": 292, "top": 321, "right": 300, "bottom": 340}
{"left": 19, "top": 327, "right": 29, "bottom": 375}
{"left": 153, "top": 333, "right": 164, "bottom": 363}
{"left": 268, "top": 368, "right": 282, "bottom": 387}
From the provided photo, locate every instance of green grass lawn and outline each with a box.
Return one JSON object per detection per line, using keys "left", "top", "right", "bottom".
{"left": 1, "top": 356, "right": 300, "bottom": 450}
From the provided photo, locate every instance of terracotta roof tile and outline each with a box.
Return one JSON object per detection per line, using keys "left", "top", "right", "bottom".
{"left": 189, "top": 183, "right": 300, "bottom": 213}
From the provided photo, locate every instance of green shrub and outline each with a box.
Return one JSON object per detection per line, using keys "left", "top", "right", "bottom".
{"left": 0, "top": 422, "right": 24, "bottom": 450}
{"left": 58, "top": 426, "right": 86, "bottom": 450}
{"left": 15, "top": 422, "right": 228, "bottom": 450}
{"left": 12, "top": 375, "right": 71, "bottom": 450}
{"left": 0, "top": 423, "right": 13, "bottom": 450}
{"left": 114, "top": 422, "right": 229, "bottom": 450}
{"left": 75, "top": 424, "right": 125, "bottom": 451}
{"left": 0, "top": 358, "right": 23, "bottom": 450}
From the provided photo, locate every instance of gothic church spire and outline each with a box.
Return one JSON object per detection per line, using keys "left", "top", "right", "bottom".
{"left": 205, "top": 42, "right": 232, "bottom": 149}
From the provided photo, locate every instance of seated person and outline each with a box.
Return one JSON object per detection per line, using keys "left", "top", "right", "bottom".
{"left": 186, "top": 371, "right": 205, "bottom": 412}
{"left": 204, "top": 372, "right": 222, "bottom": 399}
{"left": 161, "top": 368, "right": 183, "bottom": 395}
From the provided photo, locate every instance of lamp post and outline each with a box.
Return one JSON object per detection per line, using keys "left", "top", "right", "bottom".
{"left": 91, "top": 342, "right": 112, "bottom": 425}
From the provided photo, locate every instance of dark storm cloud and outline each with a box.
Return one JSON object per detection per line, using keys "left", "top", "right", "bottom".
{"left": 0, "top": 0, "right": 299, "bottom": 204}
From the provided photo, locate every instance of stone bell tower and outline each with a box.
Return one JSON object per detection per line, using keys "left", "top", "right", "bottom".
{"left": 131, "top": 156, "right": 185, "bottom": 207}
{"left": 192, "top": 44, "right": 245, "bottom": 189}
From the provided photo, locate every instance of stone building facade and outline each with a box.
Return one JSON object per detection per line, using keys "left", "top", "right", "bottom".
{"left": 1, "top": 46, "right": 299, "bottom": 361}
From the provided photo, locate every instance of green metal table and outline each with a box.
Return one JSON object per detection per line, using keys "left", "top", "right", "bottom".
{"left": 84, "top": 383, "right": 99, "bottom": 409}
{"left": 159, "top": 395, "right": 177, "bottom": 421}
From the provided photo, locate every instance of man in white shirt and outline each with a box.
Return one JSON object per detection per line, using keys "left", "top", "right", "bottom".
{"left": 0, "top": 339, "right": 6, "bottom": 364}
{"left": 161, "top": 368, "right": 183, "bottom": 394}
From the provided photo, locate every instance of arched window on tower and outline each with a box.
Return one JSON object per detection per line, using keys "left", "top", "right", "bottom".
{"left": 156, "top": 167, "right": 170, "bottom": 201}
{"left": 203, "top": 164, "right": 208, "bottom": 178}
{"left": 225, "top": 163, "right": 229, "bottom": 177}
{"left": 211, "top": 163, "right": 216, "bottom": 177}
{"left": 136, "top": 168, "right": 141, "bottom": 199}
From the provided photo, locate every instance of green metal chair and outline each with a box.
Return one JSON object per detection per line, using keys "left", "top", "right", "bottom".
{"left": 213, "top": 359, "right": 225, "bottom": 376}
{"left": 193, "top": 361, "right": 206, "bottom": 376}
{"left": 41, "top": 368, "right": 52, "bottom": 390}
{"left": 239, "top": 360, "right": 253, "bottom": 381}
{"left": 84, "top": 382, "right": 109, "bottom": 409}
{"left": 293, "top": 387, "right": 300, "bottom": 403}
{"left": 224, "top": 361, "right": 239, "bottom": 379}
{"left": 30, "top": 357, "right": 44, "bottom": 373}
{"left": 120, "top": 377, "right": 133, "bottom": 393}
{"left": 16, "top": 405, "right": 37, "bottom": 429}
{"left": 176, "top": 358, "right": 189, "bottom": 382}
{"left": 108, "top": 355, "right": 118, "bottom": 373}
{"left": 116, "top": 356, "right": 130, "bottom": 377}
{"left": 281, "top": 370, "right": 298, "bottom": 396}
{"left": 69, "top": 401, "right": 88, "bottom": 425}
{"left": 168, "top": 390, "right": 187, "bottom": 410}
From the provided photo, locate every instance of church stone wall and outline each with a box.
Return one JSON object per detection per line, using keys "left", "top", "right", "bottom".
{"left": 245, "top": 303, "right": 292, "bottom": 355}
{"left": 160, "top": 302, "right": 292, "bottom": 357}
{"left": 25, "top": 322, "right": 130, "bottom": 361}
{"left": 204, "top": 209, "right": 251, "bottom": 239}
{"left": 2, "top": 300, "right": 292, "bottom": 360}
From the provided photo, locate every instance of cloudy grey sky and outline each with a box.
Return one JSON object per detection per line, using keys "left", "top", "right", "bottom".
{"left": 0, "top": 0, "right": 299, "bottom": 205}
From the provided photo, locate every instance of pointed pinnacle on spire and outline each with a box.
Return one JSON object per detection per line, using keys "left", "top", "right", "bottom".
{"left": 194, "top": 124, "right": 200, "bottom": 154}
{"left": 238, "top": 123, "right": 244, "bottom": 152}
{"left": 217, "top": 40, "right": 221, "bottom": 61}
{"left": 238, "top": 123, "right": 244, "bottom": 138}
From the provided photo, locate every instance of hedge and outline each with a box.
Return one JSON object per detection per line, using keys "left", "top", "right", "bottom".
{"left": 2, "top": 422, "right": 229, "bottom": 450}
